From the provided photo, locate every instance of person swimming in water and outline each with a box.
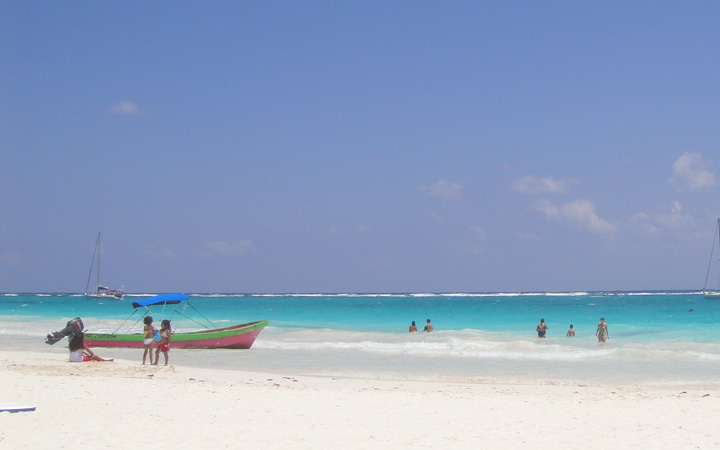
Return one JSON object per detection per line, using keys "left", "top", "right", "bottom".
{"left": 566, "top": 324, "right": 575, "bottom": 337}
{"left": 409, "top": 321, "right": 417, "bottom": 332}
{"left": 423, "top": 319, "right": 433, "bottom": 333}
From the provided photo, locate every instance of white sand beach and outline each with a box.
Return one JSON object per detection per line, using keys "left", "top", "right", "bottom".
{"left": 2, "top": 349, "right": 720, "bottom": 449}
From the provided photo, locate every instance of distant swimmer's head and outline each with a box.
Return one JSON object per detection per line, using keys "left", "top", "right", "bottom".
{"left": 569, "top": 324, "right": 573, "bottom": 329}
{"left": 540, "top": 318, "right": 545, "bottom": 323}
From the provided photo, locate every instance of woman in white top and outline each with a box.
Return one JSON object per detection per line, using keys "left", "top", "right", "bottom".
{"left": 68, "top": 332, "right": 113, "bottom": 362}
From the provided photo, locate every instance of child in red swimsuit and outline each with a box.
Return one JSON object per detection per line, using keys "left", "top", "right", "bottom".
{"left": 153, "top": 320, "right": 172, "bottom": 366}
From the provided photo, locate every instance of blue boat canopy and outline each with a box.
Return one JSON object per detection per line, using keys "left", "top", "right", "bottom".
{"left": 132, "top": 294, "right": 189, "bottom": 309}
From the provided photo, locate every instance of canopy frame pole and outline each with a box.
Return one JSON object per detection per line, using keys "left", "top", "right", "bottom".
{"left": 187, "top": 302, "right": 216, "bottom": 329}
{"left": 112, "top": 309, "right": 145, "bottom": 334}
{"left": 167, "top": 308, "right": 211, "bottom": 330}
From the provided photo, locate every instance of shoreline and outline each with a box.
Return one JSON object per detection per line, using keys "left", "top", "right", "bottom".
{"left": 20, "top": 336, "right": 720, "bottom": 388}
{"left": 3, "top": 349, "right": 720, "bottom": 448}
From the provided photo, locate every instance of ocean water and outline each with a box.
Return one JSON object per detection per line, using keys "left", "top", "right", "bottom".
{"left": 3, "top": 291, "right": 720, "bottom": 385}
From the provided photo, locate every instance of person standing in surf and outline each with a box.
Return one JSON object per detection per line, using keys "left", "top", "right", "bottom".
{"left": 536, "top": 318, "right": 548, "bottom": 338}
{"left": 596, "top": 318, "right": 609, "bottom": 343}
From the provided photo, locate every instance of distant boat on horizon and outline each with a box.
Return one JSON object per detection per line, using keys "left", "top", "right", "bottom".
{"left": 703, "top": 218, "right": 720, "bottom": 300}
{"left": 84, "top": 232, "right": 124, "bottom": 299}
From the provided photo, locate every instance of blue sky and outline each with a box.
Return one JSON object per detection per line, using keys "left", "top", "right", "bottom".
{"left": 2, "top": 2, "right": 719, "bottom": 293}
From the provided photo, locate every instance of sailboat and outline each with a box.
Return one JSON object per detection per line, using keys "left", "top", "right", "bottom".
{"left": 703, "top": 218, "right": 720, "bottom": 300}
{"left": 84, "top": 232, "right": 124, "bottom": 299}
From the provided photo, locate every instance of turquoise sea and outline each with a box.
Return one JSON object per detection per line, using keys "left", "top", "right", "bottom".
{"left": 3, "top": 291, "right": 720, "bottom": 384}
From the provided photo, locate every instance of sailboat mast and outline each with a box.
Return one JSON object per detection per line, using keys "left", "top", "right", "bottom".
{"left": 97, "top": 231, "right": 101, "bottom": 290}
{"left": 716, "top": 219, "right": 720, "bottom": 291}
{"left": 85, "top": 232, "right": 100, "bottom": 294}
{"left": 704, "top": 220, "right": 720, "bottom": 293}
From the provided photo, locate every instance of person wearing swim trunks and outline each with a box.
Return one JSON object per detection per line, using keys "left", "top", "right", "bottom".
{"left": 536, "top": 318, "right": 548, "bottom": 338}
{"left": 142, "top": 316, "right": 155, "bottom": 365}
{"left": 596, "top": 317, "right": 609, "bottom": 343}
{"left": 153, "top": 319, "right": 172, "bottom": 366}
{"left": 566, "top": 324, "right": 575, "bottom": 337}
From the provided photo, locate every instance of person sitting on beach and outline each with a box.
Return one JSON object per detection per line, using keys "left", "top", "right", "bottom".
{"left": 423, "top": 319, "right": 433, "bottom": 333}
{"left": 536, "top": 318, "right": 548, "bottom": 338}
{"left": 68, "top": 332, "right": 113, "bottom": 362}
{"left": 596, "top": 318, "right": 609, "bottom": 343}
{"left": 409, "top": 321, "right": 417, "bottom": 333}
{"left": 153, "top": 319, "right": 172, "bottom": 366}
{"left": 142, "top": 316, "right": 156, "bottom": 365}
{"left": 566, "top": 324, "right": 575, "bottom": 337}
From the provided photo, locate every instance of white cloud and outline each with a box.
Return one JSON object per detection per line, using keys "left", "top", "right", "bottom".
{"left": 535, "top": 199, "right": 616, "bottom": 234}
{"left": 143, "top": 243, "right": 177, "bottom": 259}
{"left": 514, "top": 231, "right": 539, "bottom": 241}
{"left": 327, "top": 225, "right": 343, "bottom": 236}
{"left": 561, "top": 200, "right": 616, "bottom": 233}
{"left": 355, "top": 222, "right": 372, "bottom": 234}
{"left": 108, "top": 101, "right": 142, "bottom": 116}
{"left": 466, "top": 226, "right": 488, "bottom": 254}
{"left": 418, "top": 180, "right": 463, "bottom": 200}
{"left": 512, "top": 175, "right": 571, "bottom": 194}
{"left": 632, "top": 201, "right": 694, "bottom": 234}
{"left": 630, "top": 212, "right": 660, "bottom": 236}
{"left": 206, "top": 240, "right": 251, "bottom": 256}
{"left": 534, "top": 199, "right": 560, "bottom": 219}
{"left": 468, "top": 226, "right": 487, "bottom": 240}
{"left": 654, "top": 201, "right": 694, "bottom": 231}
{"left": 670, "top": 153, "right": 716, "bottom": 191}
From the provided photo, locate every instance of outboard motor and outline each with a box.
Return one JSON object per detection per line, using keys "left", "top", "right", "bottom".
{"left": 45, "top": 317, "right": 84, "bottom": 345}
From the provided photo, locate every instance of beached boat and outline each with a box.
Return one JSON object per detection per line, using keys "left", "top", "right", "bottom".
{"left": 84, "top": 232, "right": 124, "bottom": 299}
{"left": 703, "top": 218, "right": 720, "bottom": 300}
{"left": 84, "top": 294, "right": 268, "bottom": 349}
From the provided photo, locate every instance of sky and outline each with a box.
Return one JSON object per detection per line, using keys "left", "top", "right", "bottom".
{"left": 2, "top": 1, "right": 720, "bottom": 293}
